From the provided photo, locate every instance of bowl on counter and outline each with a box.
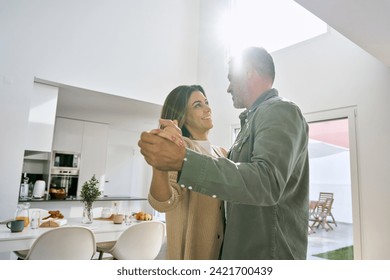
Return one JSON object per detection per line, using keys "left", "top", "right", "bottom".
{"left": 49, "top": 188, "right": 67, "bottom": 200}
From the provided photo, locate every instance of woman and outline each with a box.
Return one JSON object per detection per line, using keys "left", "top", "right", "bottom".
{"left": 148, "top": 85, "right": 227, "bottom": 260}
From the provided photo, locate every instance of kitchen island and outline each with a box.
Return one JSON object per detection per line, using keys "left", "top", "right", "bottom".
{"left": 17, "top": 196, "right": 151, "bottom": 222}
{"left": 19, "top": 195, "right": 146, "bottom": 203}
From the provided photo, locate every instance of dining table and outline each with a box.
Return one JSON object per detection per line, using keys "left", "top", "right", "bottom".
{"left": 0, "top": 217, "right": 135, "bottom": 253}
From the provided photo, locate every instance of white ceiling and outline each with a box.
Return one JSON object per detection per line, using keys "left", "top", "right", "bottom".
{"left": 295, "top": 0, "right": 390, "bottom": 67}
{"left": 56, "top": 86, "right": 161, "bottom": 128}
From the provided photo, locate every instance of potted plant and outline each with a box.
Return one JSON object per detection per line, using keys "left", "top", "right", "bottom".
{"left": 80, "top": 174, "right": 101, "bottom": 224}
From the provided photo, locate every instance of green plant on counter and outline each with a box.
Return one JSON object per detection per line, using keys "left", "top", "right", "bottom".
{"left": 80, "top": 174, "right": 102, "bottom": 208}
{"left": 80, "top": 174, "right": 102, "bottom": 224}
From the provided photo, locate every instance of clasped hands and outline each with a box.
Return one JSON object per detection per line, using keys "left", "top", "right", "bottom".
{"left": 138, "top": 119, "right": 186, "bottom": 171}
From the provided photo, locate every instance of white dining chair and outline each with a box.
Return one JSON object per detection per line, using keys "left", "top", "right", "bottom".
{"left": 13, "top": 208, "right": 50, "bottom": 260}
{"left": 97, "top": 221, "right": 165, "bottom": 260}
{"left": 24, "top": 226, "right": 96, "bottom": 260}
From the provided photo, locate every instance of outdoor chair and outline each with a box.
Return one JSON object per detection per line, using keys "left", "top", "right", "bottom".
{"left": 310, "top": 198, "right": 335, "bottom": 231}
{"left": 318, "top": 192, "right": 337, "bottom": 226}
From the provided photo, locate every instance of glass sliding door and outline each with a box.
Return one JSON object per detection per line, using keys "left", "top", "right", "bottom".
{"left": 305, "top": 108, "right": 361, "bottom": 260}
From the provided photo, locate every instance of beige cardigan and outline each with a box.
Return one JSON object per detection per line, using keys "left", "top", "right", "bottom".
{"left": 148, "top": 138, "right": 225, "bottom": 260}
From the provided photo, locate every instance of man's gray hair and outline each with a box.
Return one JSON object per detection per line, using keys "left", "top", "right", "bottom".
{"left": 241, "top": 47, "right": 275, "bottom": 83}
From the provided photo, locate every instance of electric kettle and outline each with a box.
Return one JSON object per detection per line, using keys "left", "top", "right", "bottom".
{"left": 32, "top": 180, "right": 46, "bottom": 198}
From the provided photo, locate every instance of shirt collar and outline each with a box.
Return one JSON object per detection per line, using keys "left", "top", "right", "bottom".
{"left": 248, "top": 88, "right": 278, "bottom": 112}
{"left": 239, "top": 88, "right": 279, "bottom": 122}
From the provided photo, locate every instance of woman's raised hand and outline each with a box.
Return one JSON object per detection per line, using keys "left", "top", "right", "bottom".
{"left": 150, "top": 119, "right": 184, "bottom": 147}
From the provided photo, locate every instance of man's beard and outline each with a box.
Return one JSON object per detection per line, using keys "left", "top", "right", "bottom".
{"left": 232, "top": 94, "right": 245, "bottom": 109}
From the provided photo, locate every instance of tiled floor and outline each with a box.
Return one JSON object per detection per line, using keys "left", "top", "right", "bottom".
{"left": 307, "top": 222, "right": 354, "bottom": 260}
{"left": 156, "top": 222, "right": 354, "bottom": 260}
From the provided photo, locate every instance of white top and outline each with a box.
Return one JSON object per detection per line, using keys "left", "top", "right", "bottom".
{"left": 193, "top": 140, "right": 226, "bottom": 158}
{"left": 193, "top": 140, "right": 217, "bottom": 157}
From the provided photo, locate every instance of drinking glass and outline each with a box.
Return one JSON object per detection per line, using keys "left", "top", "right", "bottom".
{"left": 124, "top": 209, "right": 135, "bottom": 225}
{"left": 30, "top": 210, "right": 40, "bottom": 229}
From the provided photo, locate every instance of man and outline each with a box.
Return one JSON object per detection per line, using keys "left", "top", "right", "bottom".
{"left": 139, "top": 47, "right": 309, "bottom": 259}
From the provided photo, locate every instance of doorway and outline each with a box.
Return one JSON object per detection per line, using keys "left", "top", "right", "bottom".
{"left": 305, "top": 107, "right": 361, "bottom": 259}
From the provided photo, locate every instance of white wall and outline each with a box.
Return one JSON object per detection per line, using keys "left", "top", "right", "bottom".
{"left": 2, "top": 0, "right": 200, "bottom": 105}
{"left": 310, "top": 151, "right": 352, "bottom": 223}
{"left": 196, "top": 0, "right": 243, "bottom": 149}
{"left": 0, "top": 0, "right": 199, "bottom": 221}
{"left": 2, "top": 0, "right": 390, "bottom": 260}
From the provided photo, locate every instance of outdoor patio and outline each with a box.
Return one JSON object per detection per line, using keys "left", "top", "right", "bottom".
{"left": 307, "top": 222, "right": 354, "bottom": 260}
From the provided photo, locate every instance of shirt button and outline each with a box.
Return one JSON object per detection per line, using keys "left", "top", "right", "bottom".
{"left": 180, "top": 184, "right": 185, "bottom": 188}
{"left": 212, "top": 195, "right": 217, "bottom": 198}
{"left": 188, "top": 186, "right": 192, "bottom": 190}
{"left": 183, "top": 157, "right": 188, "bottom": 161}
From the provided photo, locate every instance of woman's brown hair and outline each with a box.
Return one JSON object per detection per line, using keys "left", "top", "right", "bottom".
{"left": 160, "top": 85, "right": 206, "bottom": 138}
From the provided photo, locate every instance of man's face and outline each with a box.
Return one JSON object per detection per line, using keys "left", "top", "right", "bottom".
{"left": 227, "top": 60, "right": 249, "bottom": 109}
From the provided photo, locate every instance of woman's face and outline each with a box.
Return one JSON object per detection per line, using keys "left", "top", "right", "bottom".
{"left": 184, "top": 91, "right": 213, "bottom": 139}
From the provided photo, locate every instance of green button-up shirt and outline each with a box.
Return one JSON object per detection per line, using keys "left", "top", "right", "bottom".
{"left": 178, "top": 89, "right": 309, "bottom": 259}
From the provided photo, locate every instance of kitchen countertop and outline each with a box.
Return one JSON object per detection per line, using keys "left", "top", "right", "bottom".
{"left": 19, "top": 195, "right": 147, "bottom": 202}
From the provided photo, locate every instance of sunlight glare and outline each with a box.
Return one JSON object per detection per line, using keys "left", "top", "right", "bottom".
{"left": 218, "top": 0, "right": 327, "bottom": 56}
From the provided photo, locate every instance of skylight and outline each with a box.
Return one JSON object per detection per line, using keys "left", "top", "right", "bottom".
{"left": 218, "top": 0, "right": 327, "bottom": 55}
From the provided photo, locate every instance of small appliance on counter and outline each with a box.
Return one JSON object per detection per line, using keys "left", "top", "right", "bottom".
{"left": 32, "top": 180, "right": 46, "bottom": 198}
{"left": 19, "top": 173, "right": 29, "bottom": 199}
{"left": 19, "top": 173, "right": 46, "bottom": 200}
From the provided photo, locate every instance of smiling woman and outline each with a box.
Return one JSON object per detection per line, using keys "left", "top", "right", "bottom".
{"left": 217, "top": 0, "right": 327, "bottom": 56}
{"left": 147, "top": 85, "right": 228, "bottom": 260}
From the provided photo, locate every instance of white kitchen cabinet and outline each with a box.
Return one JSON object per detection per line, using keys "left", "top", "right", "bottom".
{"left": 51, "top": 117, "right": 109, "bottom": 196}
{"left": 77, "top": 121, "right": 109, "bottom": 195}
{"left": 52, "top": 117, "right": 84, "bottom": 153}
{"left": 103, "top": 129, "right": 150, "bottom": 199}
{"left": 25, "top": 83, "right": 58, "bottom": 152}
{"left": 104, "top": 129, "right": 134, "bottom": 196}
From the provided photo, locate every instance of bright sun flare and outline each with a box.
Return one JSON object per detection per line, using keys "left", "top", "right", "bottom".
{"left": 217, "top": 0, "right": 327, "bottom": 56}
